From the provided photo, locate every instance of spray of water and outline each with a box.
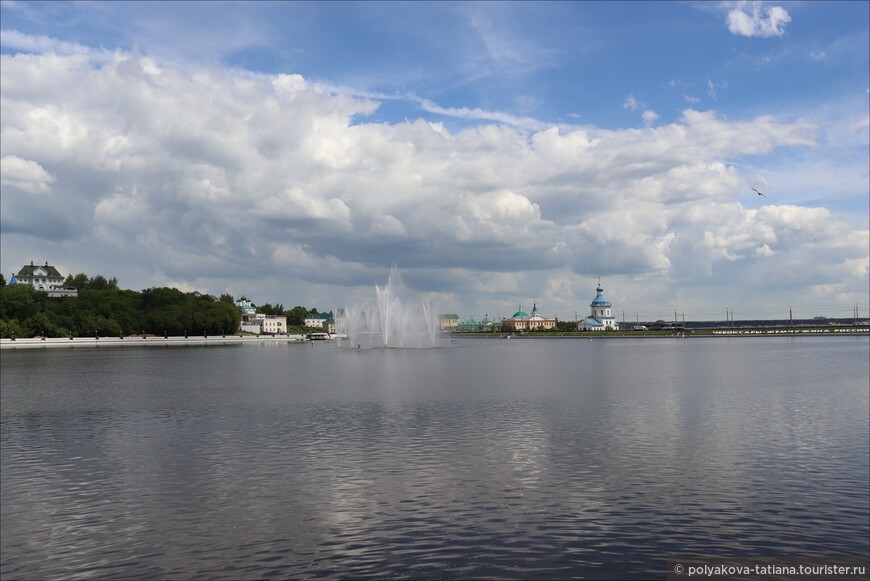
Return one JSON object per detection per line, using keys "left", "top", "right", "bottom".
{"left": 337, "top": 266, "right": 440, "bottom": 348}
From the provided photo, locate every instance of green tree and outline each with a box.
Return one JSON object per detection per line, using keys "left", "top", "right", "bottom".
{"left": 65, "top": 273, "right": 90, "bottom": 289}
{"left": 0, "top": 284, "right": 40, "bottom": 321}
{"left": 219, "top": 293, "right": 234, "bottom": 304}
{"left": 286, "top": 306, "right": 308, "bottom": 327}
{"left": 25, "top": 312, "right": 59, "bottom": 337}
{"left": 259, "top": 303, "right": 285, "bottom": 316}
{"left": 0, "top": 273, "right": 6, "bottom": 287}
{"left": 556, "top": 320, "right": 577, "bottom": 332}
{"left": 88, "top": 275, "right": 110, "bottom": 290}
{"left": 0, "top": 318, "right": 25, "bottom": 339}
{"left": 1, "top": 277, "right": 241, "bottom": 338}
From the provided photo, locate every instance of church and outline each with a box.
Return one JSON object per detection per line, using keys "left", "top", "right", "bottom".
{"left": 501, "top": 303, "right": 557, "bottom": 332}
{"left": 578, "top": 279, "right": 619, "bottom": 331}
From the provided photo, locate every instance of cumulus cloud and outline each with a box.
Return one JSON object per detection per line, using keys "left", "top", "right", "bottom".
{"left": 1, "top": 155, "right": 55, "bottom": 193}
{"left": 0, "top": 48, "right": 865, "bottom": 313}
{"left": 727, "top": 2, "right": 791, "bottom": 38}
{"left": 642, "top": 110, "right": 659, "bottom": 125}
{"left": 0, "top": 29, "right": 95, "bottom": 56}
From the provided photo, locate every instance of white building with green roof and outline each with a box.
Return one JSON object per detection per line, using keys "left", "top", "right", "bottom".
{"left": 305, "top": 312, "right": 335, "bottom": 333}
{"left": 12, "top": 261, "right": 78, "bottom": 297}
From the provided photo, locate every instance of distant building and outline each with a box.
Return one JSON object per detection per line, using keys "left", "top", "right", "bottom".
{"left": 501, "top": 303, "right": 557, "bottom": 332}
{"left": 455, "top": 314, "right": 495, "bottom": 333}
{"left": 237, "top": 296, "right": 256, "bottom": 316}
{"left": 256, "top": 313, "right": 287, "bottom": 335}
{"left": 305, "top": 312, "right": 335, "bottom": 333}
{"left": 439, "top": 314, "right": 460, "bottom": 331}
{"left": 12, "top": 261, "right": 78, "bottom": 297}
{"left": 647, "top": 319, "right": 684, "bottom": 332}
{"left": 578, "top": 279, "right": 619, "bottom": 331}
{"left": 236, "top": 295, "right": 287, "bottom": 334}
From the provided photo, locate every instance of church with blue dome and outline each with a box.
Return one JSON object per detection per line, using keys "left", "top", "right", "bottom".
{"left": 578, "top": 279, "right": 619, "bottom": 331}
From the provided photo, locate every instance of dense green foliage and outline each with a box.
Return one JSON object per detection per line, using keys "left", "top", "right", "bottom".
{"left": 286, "top": 306, "right": 309, "bottom": 327}
{"left": 63, "top": 273, "right": 119, "bottom": 291}
{"left": 0, "top": 283, "right": 240, "bottom": 338}
{"left": 555, "top": 320, "right": 576, "bottom": 332}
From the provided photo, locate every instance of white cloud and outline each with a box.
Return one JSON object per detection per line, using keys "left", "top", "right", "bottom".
{"left": 727, "top": 2, "right": 791, "bottom": 38}
{"left": 0, "top": 49, "right": 865, "bottom": 314}
{"left": 622, "top": 94, "right": 639, "bottom": 111}
{"left": 0, "top": 29, "right": 94, "bottom": 56}
{"left": 642, "top": 110, "right": 659, "bottom": 125}
{"left": 849, "top": 114, "right": 870, "bottom": 135}
{"left": 707, "top": 79, "right": 725, "bottom": 101}
{"left": 0, "top": 155, "right": 55, "bottom": 193}
{"left": 417, "top": 98, "right": 548, "bottom": 132}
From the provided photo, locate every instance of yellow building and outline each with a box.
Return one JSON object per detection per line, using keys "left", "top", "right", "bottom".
{"left": 501, "top": 303, "right": 557, "bottom": 332}
{"left": 439, "top": 314, "right": 459, "bottom": 330}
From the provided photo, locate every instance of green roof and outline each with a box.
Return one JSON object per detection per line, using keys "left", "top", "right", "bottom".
{"left": 513, "top": 310, "right": 529, "bottom": 318}
{"left": 440, "top": 314, "right": 459, "bottom": 319}
{"left": 16, "top": 262, "right": 63, "bottom": 278}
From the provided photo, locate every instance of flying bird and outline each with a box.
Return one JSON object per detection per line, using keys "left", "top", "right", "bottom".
{"left": 751, "top": 187, "right": 767, "bottom": 198}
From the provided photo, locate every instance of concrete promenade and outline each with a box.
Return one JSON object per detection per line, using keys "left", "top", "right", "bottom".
{"left": 0, "top": 334, "right": 308, "bottom": 349}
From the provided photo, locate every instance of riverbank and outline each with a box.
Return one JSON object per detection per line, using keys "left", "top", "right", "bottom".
{"left": 448, "top": 327, "right": 869, "bottom": 339}
{"left": 0, "top": 334, "right": 308, "bottom": 349}
{"left": 3, "top": 328, "right": 867, "bottom": 349}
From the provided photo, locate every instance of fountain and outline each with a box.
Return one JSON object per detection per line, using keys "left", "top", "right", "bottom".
{"left": 337, "top": 266, "right": 440, "bottom": 349}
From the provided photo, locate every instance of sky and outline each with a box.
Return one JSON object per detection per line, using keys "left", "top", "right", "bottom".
{"left": 1, "top": 1, "right": 868, "bottom": 322}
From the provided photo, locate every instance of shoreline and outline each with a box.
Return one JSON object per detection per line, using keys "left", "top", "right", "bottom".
{"left": 0, "top": 335, "right": 308, "bottom": 349}
{"left": 2, "top": 329, "right": 867, "bottom": 350}
{"left": 449, "top": 328, "right": 869, "bottom": 340}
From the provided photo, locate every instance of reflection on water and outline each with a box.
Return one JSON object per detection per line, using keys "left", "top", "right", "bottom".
{"left": 2, "top": 338, "right": 868, "bottom": 579}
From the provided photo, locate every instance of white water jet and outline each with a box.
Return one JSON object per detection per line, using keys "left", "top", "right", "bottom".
{"left": 337, "top": 266, "right": 440, "bottom": 349}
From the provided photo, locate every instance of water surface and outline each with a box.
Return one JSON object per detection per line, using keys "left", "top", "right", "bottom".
{"left": 2, "top": 337, "right": 868, "bottom": 579}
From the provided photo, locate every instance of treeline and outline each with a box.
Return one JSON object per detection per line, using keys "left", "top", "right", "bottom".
{"left": 0, "top": 282, "right": 240, "bottom": 339}
{"left": 250, "top": 303, "right": 327, "bottom": 328}
{"left": 63, "top": 273, "right": 119, "bottom": 291}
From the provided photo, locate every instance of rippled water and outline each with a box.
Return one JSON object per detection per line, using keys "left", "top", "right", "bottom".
{"left": 2, "top": 337, "right": 868, "bottom": 579}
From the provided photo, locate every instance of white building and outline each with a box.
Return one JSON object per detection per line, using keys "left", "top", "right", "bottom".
{"left": 257, "top": 313, "right": 287, "bottom": 335}
{"left": 578, "top": 279, "right": 619, "bottom": 331}
{"left": 304, "top": 312, "right": 335, "bottom": 333}
{"left": 11, "top": 261, "right": 78, "bottom": 297}
{"left": 237, "top": 296, "right": 256, "bottom": 317}
{"left": 236, "top": 295, "right": 287, "bottom": 334}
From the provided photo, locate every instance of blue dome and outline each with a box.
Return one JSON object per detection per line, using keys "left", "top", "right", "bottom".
{"left": 591, "top": 295, "right": 610, "bottom": 306}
